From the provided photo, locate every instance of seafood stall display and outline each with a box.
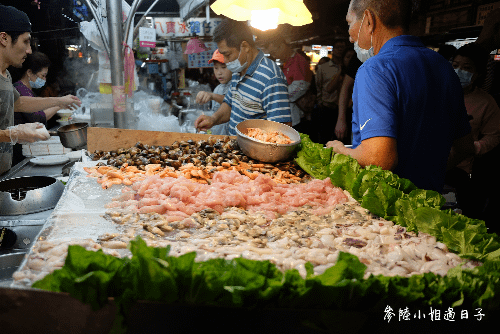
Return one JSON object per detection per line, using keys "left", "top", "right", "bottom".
{"left": 3, "top": 128, "right": 499, "bottom": 332}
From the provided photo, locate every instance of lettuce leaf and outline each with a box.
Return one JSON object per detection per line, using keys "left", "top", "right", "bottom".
{"left": 294, "top": 134, "right": 332, "bottom": 180}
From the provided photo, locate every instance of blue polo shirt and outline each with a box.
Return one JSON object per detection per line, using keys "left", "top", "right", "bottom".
{"left": 223, "top": 50, "right": 292, "bottom": 135}
{"left": 352, "top": 35, "right": 471, "bottom": 192}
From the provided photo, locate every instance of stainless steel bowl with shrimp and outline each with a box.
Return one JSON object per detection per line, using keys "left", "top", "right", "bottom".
{"left": 236, "top": 119, "right": 301, "bottom": 163}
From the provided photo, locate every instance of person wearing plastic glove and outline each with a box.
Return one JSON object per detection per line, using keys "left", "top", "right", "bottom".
{"left": 0, "top": 5, "right": 81, "bottom": 174}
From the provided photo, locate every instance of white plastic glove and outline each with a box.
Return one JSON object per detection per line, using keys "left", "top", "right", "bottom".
{"left": 8, "top": 123, "right": 51, "bottom": 145}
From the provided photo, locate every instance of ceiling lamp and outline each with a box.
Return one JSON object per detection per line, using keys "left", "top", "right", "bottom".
{"left": 184, "top": 37, "right": 209, "bottom": 54}
{"left": 211, "top": 0, "right": 313, "bottom": 31}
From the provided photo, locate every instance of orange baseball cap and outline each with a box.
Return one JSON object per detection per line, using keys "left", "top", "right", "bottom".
{"left": 208, "top": 49, "right": 225, "bottom": 64}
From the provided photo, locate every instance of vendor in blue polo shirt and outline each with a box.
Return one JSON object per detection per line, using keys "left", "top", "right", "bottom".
{"left": 194, "top": 19, "right": 292, "bottom": 135}
{"left": 326, "top": 0, "right": 474, "bottom": 192}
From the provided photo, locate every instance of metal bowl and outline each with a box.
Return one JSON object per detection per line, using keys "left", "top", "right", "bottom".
{"left": 0, "top": 176, "right": 65, "bottom": 216}
{"left": 236, "top": 119, "right": 301, "bottom": 163}
{"left": 57, "top": 122, "right": 88, "bottom": 149}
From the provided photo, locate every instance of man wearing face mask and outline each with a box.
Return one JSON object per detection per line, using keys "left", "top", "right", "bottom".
{"left": 194, "top": 19, "right": 292, "bottom": 135}
{"left": 326, "top": 0, "right": 474, "bottom": 192}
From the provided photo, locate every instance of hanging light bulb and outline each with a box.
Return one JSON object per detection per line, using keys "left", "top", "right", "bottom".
{"left": 211, "top": 0, "right": 312, "bottom": 29}
{"left": 250, "top": 8, "right": 280, "bottom": 31}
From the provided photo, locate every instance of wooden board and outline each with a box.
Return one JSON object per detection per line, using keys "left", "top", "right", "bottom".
{"left": 87, "top": 127, "right": 235, "bottom": 152}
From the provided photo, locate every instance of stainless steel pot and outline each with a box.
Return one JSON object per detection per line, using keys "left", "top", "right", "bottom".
{"left": 0, "top": 176, "right": 65, "bottom": 216}
{"left": 51, "top": 122, "right": 88, "bottom": 149}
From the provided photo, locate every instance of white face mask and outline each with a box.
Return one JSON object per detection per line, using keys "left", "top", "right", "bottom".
{"left": 353, "top": 14, "right": 374, "bottom": 63}
{"left": 454, "top": 68, "right": 473, "bottom": 88}
{"left": 226, "top": 46, "right": 248, "bottom": 73}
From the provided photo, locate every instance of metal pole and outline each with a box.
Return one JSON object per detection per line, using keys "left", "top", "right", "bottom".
{"left": 106, "top": 0, "right": 126, "bottom": 129}
{"left": 83, "top": 0, "right": 110, "bottom": 56}
{"left": 124, "top": 0, "right": 146, "bottom": 50}
{"left": 133, "top": 0, "right": 161, "bottom": 40}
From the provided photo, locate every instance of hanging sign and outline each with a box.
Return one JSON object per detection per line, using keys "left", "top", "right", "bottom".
{"left": 312, "top": 45, "right": 333, "bottom": 51}
{"left": 139, "top": 27, "right": 156, "bottom": 47}
{"left": 154, "top": 18, "right": 222, "bottom": 38}
{"left": 187, "top": 42, "right": 217, "bottom": 68}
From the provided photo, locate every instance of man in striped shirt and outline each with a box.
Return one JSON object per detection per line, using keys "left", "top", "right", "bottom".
{"left": 194, "top": 19, "right": 292, "bottom": 136}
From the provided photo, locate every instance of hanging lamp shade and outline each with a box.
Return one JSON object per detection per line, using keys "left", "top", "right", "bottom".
{"left": 210, "top": 0, "right": 313, "bottom": 27}
{"left": 184, "top": 37, "right": 209, "bottom": 54}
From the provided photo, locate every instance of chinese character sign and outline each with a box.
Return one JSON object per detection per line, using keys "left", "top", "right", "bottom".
{"left": 155, "top": 18, "right": 222, "bottom": 38}
{"left": 139, "top": 27, "right": 156, "bottom": 48}
{"left": 187, "top": 42, "right": 218, "bottom": 68}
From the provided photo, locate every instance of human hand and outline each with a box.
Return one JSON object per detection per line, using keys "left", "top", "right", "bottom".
{"left": 8, "top": 123, "right": 50, "bottom": 145}
{"left": 195, "top": 91, "right": 213, "bottom": 105}
{"left": 334, "top": 119, "right": 347, "bottom": 141}
{"left": 325, "top": 140, "right": 345, "bottom": 153}
{"left": 194, "top": 114, "right": 215, "bottom": 132}
{"left": 58, "top": 95, "right": 82, "bottom": 110}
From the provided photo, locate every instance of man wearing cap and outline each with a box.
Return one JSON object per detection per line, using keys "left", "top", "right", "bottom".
{"left": 0, "top": 5, "right": 82, "bottom": 174}
{"left": 194, "top": 18, "right": 292, "bottom": 135}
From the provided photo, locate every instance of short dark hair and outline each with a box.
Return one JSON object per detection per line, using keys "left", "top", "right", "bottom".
{"left": 21, "top": 51, "right": 51, "bottom": 76}
{"left": 453, "top": 43, "right": 490, "bottom": 86}
{"left": 350, "top": 0, "right": 414, "bottom": 31}
{"left": 332, "top": 39, "right": 347, "bottom": 48}
{"left": 213, "top": 18, "right": 255, "bottom": 50}
{"left": 4, "top": 31, "right": 25, "bottom": 44}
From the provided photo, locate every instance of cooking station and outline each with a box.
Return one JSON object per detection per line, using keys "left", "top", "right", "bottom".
{"left": 0, "top": 164, "right": 69, "bottom": 287}
{"left": 0, "top": 123, "right": 87, "bottom": 286}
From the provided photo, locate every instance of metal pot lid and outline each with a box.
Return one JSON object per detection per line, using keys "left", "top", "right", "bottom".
{"left": 0, "top": 176, "right": 65, "bottom": 216}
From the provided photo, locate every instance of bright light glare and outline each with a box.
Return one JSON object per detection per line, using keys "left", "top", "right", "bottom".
{"left": 250, "top": 8, "right": 279, "bottom": 31}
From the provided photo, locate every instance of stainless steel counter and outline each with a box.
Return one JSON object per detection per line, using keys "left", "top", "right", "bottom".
{"left": 0, "top": 157, "right": 66, "bottom": 182}
{"left": 0, "top": 158, "right": 68, "bottom": 286}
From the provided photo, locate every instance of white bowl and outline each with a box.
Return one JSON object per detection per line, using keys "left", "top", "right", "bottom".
{"left": 57, "top": 120, "right": 70, "bottom": 126}
{"left": 57, "top": 109, "right": 73, "bottom": 118}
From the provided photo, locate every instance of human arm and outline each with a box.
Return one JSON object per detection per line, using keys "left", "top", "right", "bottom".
{"left": 194, "top": 102, "right": 231, "bottom": 132}
{"left": 14, "top": 95, "right": 81, "bottom": 113}
{"left": 43, "top": 106, "right": 62, "bottom": 121}
{"left": 195, "top": 91, "right": 225, "bottom": 105}
{"left": 326, "top": 136, "right": 398, "bottom": 170}
{"left": 447, "top": 133, "right": 475, "bottom": 171}
{"left": 0, "top": 123, "right": 50, "bottom": 144}
{"left": 335, "top": 74, "right": 355, "bottom": 140}
{"left": 315, "top": 65, "right": 323, "bottom": 104}
{"left": 288, "top": 80, "right": 310, "bottom": 102}
{"left": 325, "top": 72, "right": 344, "bottom": 94}
{"left": 474, "top": 98, "right": 500, "bottom": 155}
{"left": 288, "top": 55, "right": 313, "bottom": 102}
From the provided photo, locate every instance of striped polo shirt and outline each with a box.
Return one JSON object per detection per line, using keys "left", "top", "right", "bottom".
{"left": 223, "top": 50, "right": 292, "bottom": 135}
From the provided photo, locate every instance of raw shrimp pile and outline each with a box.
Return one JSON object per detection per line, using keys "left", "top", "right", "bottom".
{"left": 245, "top": 128, "right": 293, "bottom": 144}
{"left": 105, "top": 170, "right": 348, "bottom": 221}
